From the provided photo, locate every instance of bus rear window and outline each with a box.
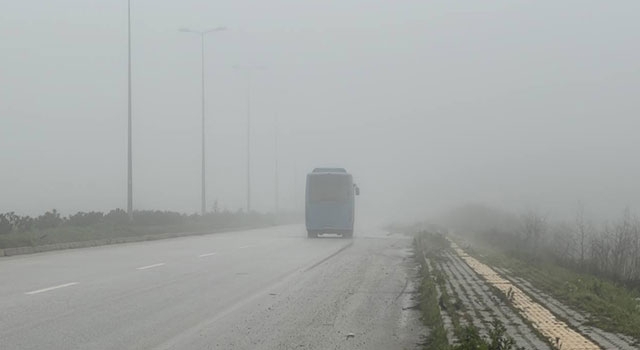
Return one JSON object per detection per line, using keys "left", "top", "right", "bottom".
{"left": 309, "top": 175, "right": 350, "bottom": 202}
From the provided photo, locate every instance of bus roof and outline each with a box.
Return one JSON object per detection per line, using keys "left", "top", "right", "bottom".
{"left": 311, "top": 167, "right": 347, "bottom": 173}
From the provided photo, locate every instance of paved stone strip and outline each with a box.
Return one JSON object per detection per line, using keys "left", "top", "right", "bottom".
{"left": 442, "top": 276, "right": 470, "bottom": 333}
{"left": 450, "top": 242, "right": 600, "bottom": 350}
{"left": 441, "top": 251, "right": 550, "bottom": 349}
{"left": 424, "top": 258, "right": 458, "bottom": 344}
{"left": 493, "top": 267, "right": 638, "bottom": 350}
{"left": 437, "top": 258, "right": 489, "bottom": 336}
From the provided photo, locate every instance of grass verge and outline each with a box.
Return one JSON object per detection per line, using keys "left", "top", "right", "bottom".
{"left": 0, "top": 221, "right": 275, "bottom": 250}
{"left": 464, "top": 239, "right": 640, "bottom": 342}
{"left": 418, "top": 261, "right": 450, "bottom": 350}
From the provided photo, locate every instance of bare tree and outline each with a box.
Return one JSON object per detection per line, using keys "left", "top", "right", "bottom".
{"left": 519, "top": 209, "right": 547, "bottom": 258}
{"left": 549, "top": 221, "right": 577, "bottom": 264}
{"left": 575, "top": 202, "right": 592, "bottom": 266}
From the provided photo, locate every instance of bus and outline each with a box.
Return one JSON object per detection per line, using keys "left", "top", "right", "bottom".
{"left": 305, "top": 168, "right": 359, "bottom": 238}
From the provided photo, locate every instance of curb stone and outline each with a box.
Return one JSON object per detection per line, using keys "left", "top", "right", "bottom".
{"left": 4, "top": 246, "right": 35, "bottom": 256}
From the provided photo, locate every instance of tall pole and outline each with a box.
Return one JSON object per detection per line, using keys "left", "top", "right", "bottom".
{"left": 127, "top": 0, "right": 133, "bottom": 221}
{"left": 233, "top": 64, "right": 265, "bottom": 213}
{"left": 274, "top": 112, "right": 279, "bottom": 217}
{"left": 179, "top": 26, "right": 225, "bottom": 215}
{"left": 246, "top": 71, "right": 251, "bottom": 212}
{"left": 200, "top": 33, "right": 206, "bottom": 216}
{"left": 293, "top": 160, "right": 298, "bottom": 211}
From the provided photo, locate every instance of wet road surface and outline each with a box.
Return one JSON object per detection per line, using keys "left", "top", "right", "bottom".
{"left": 0, "top": 225, "right": 424, "bottom": 350}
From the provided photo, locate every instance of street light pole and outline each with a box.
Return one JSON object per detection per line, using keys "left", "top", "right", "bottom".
{"left": 274, "top": 112, "right": 279, "bottom": 219}
{"left": 179, "top": 26, "right": 226, "bottom": 216}
{"left": 200, "top": 33, "right": 206, "bottom": 216}
{"left": 127, "top": 0, "right": 133, "bottom": 221}
{"left": 246, "top": 71, "right": 252, "bottom": 212}
{"left": 293, "top": 160, "right": 298, "bottom": 211}
{"left": 234, "top": 65, "right": 266, "bottom": 213}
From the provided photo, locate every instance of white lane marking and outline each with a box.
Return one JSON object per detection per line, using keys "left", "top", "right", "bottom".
{"left": 198, "top": 252, "right": 217, "bottom": 258}
{"left": 238, "top": 245, "right": 252, "bottom": 249}
{"left": 25, "top": 282, "right": 79, "bottom": 295}
{"left": 136, "top": 263, "right": 165, "bottom": 270}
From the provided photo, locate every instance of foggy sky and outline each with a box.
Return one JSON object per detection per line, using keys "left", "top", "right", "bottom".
{"left": 2, "top": 0, "right": 639, "bottom": 222}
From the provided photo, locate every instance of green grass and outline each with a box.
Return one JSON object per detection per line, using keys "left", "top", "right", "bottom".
{"left": 418, "top": 262, "right": 450, "bottom": 350}
{"left": 471, "top": 242, "right": 640, "bottom": 342}
{"left": 0, "top": 224, "right": 172, "bottom": 249}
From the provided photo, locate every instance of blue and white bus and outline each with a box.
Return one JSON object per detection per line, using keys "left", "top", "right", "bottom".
{"left": 305, "top": 168, "right": 359, "bottom": 238}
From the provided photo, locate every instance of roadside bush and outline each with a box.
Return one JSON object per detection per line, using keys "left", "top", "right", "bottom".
{"left": 439, "top": 204, "right": 519, "bottom": 237}
{"left": 104, "top": 209, "right": 129, "bottom": 225}
{"left": 14, "top": 215, "right": 34, "bottom": 233}
{"left": 416, "top": 230, "right": 450, "bottom": 256}
{"left": 34, "top": 209, "right": 63, "bottom": 230}
{"left": 438, "top": 203, "right": 640, "bottom": 289}
{"left": 67, "top": 211, "right": 104, "bottom": 227}
{"left": 199, "top": 209, "right": 274, "bottom": 229}
{"left": 0, "top": 207, "right": 292, "bottom": 249}
{"left": 132, "top": 210, "right": 186, "bottom": 226}
{"left": 0, "top": 213, "right": 13, "bottom": 234}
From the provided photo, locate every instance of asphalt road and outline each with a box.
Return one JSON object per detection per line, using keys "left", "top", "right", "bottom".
{"left": 0, "top": 225, "right": 425, "bottom": 350}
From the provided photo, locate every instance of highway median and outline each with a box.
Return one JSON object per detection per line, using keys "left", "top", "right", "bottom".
{"left": 0, "top": 209, "right": 301, "bottom": 257}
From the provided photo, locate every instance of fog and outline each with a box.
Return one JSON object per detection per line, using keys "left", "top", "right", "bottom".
{"left": 2, "top": 0, "right": 639, "bottom": 223}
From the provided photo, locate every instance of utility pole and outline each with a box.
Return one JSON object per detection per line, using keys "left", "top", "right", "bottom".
{"left": 246, "top": 70, "right": 251, "bottom": 212}
{"left": 293, "top": 160, "right": 298, "bottom": 212}
{"left": 179, "top": 26, "right": 226, "bottom": 215}
{"left": 274, "top": 113, "right": 279, "bottom": 219}
{"left": 127, "top": 0, "right": 133, "bottom": 221}
{"left": 234, "top": 65, "right": 266, "bottom": 213}
{"left": 200, "top": 33, "right": 205, "bottom": 216}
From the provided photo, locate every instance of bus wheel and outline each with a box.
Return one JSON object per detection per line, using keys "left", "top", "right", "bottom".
{"left": 307, "top": 231, "right": 317, "bottom": 238}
